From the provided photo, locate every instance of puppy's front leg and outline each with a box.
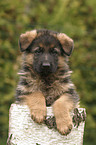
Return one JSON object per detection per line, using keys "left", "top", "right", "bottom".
{"left": 26, "top": 92, "right": 46, "bottom": 124}
{"left": 53, "top": 94, "right": 73, "bottom": 135}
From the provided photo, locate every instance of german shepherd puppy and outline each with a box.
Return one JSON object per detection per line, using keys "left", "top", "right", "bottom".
{"left": 16, "top": 29, "right": 79, "bottom": 135}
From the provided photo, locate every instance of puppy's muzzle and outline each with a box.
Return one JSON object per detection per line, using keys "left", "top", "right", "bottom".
{"left": 41, "top": 62, "right": 52, "bottom": 74}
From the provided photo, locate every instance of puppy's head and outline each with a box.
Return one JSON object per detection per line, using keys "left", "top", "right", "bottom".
{"left": 19, "top": 29, "right": 74, "bottom": 75}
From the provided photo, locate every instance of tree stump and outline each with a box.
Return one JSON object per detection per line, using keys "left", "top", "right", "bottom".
{"left": 7, "top": 103, "right": 86, "bottom": 145}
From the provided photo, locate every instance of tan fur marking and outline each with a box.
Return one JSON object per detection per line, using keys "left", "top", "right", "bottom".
{"left": 50, "top": 33, "right": 57, "bottom": 38}
{"left": 39, "top": 43, "right": 43, "bottom": 48}
{"left": 53, "top": 94, "right": 73, "bottom": 135}
{"left": 50, "top": 44, "right": 55, "bottom": 48}
{"left": 37, "top": 32, "right": 43, "bottom": 37}
{"left": 25, "top": 53, "right": 34, "bottom": 65}
{"left": 20, "top": 30, "right": 37, "bottom": 50}
{"left": 26, "top": 92, "right": 46, "bottom": 124}
{"left": 58, "top": 56, "right": 69, "bottom": 70}
{"left": 58, "top": 56, "right": 66, "bottom": 66}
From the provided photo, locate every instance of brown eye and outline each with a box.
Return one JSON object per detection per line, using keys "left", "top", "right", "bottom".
{"left": 50, "top": 48, "right": 59, "bottom": 55}
{"left": 34, "top": 47, "right": 44, "bottom": 54}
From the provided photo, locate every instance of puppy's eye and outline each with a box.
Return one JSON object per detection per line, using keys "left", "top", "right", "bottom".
{"left": 34, "top": 47, "right": 44, "bottom": 54}
{"left": 50, "top": 48, "right": 59, "bottom": 55}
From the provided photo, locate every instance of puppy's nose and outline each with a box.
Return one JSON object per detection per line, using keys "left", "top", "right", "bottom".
{"left": 42, "top": 62, "right": 51, "bottom": 68}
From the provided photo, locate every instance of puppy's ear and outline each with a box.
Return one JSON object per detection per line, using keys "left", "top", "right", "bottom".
{"left": 57, "top": 33, "right": 74, "bottom": 56}
{"left": 19, "top": 30, "right": 37, "bottom": 52}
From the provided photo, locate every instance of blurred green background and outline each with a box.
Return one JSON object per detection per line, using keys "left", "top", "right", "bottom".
{"left": 0, "top": 0, "right": 96, "bottom": 144}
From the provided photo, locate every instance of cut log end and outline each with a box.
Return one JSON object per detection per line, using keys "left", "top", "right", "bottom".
{"left": 7, "top": 103, "right": 86, "bottom": 145}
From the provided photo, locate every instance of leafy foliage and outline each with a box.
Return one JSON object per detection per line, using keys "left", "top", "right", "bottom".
{"left": 0, "top": 0, "right": 96, "bottom": 144}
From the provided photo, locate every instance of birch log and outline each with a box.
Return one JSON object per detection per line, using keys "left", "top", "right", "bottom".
{"left": 7, "top": 103, "right": 86, "bottom": 145}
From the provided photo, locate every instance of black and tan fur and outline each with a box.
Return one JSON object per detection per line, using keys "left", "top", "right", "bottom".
{"left": 16, "top": 29, "right": 79, "bottom": 135}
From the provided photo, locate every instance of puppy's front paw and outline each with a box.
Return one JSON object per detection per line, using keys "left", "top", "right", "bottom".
{"left": 26, "top": 92, "right": 46, "bottom": 124}
{"left": 53, "top": 94, "right": 74, "bottom": 135}
{"left": 56, "top": 115, "right": 73, "bottom": 135}
{"left": 31, "top": 108, "right": 46, "bottom": 124}
{"left": 31, "top": 107, "right": 46, "bottom": 124}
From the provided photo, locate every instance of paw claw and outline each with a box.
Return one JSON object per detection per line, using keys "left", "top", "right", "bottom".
{"left": 56, "top": 117, "right": 73, "bottom": 135}
{"left": 31, "top": 109, "right": 46, "bottom": 124}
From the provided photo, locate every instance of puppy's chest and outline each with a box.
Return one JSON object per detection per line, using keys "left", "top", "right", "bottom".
{"left": 40, "top": 80, "right": 65, "bottom": 105}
